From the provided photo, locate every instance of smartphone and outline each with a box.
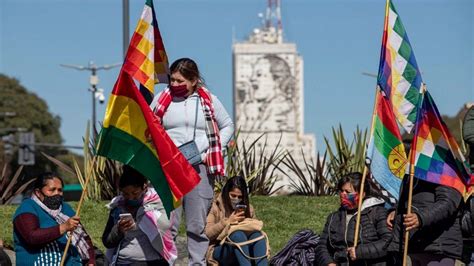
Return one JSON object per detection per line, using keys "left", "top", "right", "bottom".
{"left": 235, "top": 204, "right": 247, "bottom": 211}
{"left": 119, "top": 213, "right": 134, "bottom": 222}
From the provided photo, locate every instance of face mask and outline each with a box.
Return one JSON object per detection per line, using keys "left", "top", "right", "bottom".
{"left": 170, "top": 84, "right": 189, "bottom": 97}
{"left": 126, "top": 198, "right": 143, "bottom": 207}
{"left": 340, "top": 192, "right": 359, "bottom": 210}
{"left": 126, "top": 192, "right": 145, "bottom": 207}
{"left": 42, "top": 194, "right": 63, "bottom": 210}
{"left": 230, "top": 198, "right": 241, "bottom": 210}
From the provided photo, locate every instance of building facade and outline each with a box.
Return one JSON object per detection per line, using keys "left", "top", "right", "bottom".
{"left": 232, "top": 8, "right": 316, "bottom": 192}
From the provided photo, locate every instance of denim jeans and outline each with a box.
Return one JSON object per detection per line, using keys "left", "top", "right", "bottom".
{"left": 213, "top": 230, "right": 268, "bottom": 266}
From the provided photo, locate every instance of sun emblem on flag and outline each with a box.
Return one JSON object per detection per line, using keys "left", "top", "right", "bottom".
{"left": 387, "top": 143, "right": 407, "bottom": 179}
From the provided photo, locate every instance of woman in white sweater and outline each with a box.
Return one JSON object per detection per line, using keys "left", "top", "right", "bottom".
{"left": 153, "top": 58, "right": 234, "bottom": 265}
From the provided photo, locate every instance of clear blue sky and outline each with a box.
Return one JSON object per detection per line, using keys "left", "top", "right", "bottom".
{"left": 1, "top": 0, "right": 472, "bottom": 152}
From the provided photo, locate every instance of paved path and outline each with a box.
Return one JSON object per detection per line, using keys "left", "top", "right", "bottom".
{"left": 175, "top": 236, "right": 189, "bottom": 265}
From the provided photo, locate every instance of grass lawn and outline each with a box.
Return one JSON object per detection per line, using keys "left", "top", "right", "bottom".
{"left": 0, "top": 196, "right": 338, "bottom": 255}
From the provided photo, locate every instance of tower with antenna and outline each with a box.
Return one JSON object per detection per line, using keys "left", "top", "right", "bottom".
{"left": 265, "top": 0, "right": 283, "bottom": 43}
{"left": 233, "top": 0, "right": 316, "bottom": 193}
{"left": 249, "top": 0, "right": 283, "bottom": 44}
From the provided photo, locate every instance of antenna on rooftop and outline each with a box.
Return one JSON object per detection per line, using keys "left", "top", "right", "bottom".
{"left": 265, "top": 0, "right": 283, "bottom": 43}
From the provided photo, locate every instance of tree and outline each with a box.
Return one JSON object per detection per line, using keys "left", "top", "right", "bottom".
{"left": 0, "top": 73, "right": 77, "bottom": 182}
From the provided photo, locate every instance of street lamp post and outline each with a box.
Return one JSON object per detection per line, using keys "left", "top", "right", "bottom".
{"left": 123, "top": 0, "right": 130, "bottom": 59}
{"left": 60, "top": 61, "right": 120, "bottom": 139}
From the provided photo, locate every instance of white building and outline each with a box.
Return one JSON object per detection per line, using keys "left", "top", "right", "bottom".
{"left": 232, "top": 0, "right": 316, "bottom": 192}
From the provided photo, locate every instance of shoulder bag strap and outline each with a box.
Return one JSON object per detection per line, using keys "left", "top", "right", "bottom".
{"left": 192, "top": 96, "right": 199, "bottom": 141}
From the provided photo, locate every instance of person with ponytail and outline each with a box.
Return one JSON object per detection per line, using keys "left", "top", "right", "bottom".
{"left": 153, "top": 58, "right": 234, "bottom": 265}
{"left": 315, "top": 172, "right": 391, "bottom": 266}
{"left": 13, "top": 172, "right": 95, "bottom": 265}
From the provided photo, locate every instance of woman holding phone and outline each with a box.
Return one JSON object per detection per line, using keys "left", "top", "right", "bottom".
{"left": 102, "top": 166, "right": 177, "bottom": 265}
{"left": 205, "top": 176, "right": 268, "bottom": 266}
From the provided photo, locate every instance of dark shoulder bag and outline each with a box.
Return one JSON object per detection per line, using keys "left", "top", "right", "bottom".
{"left": 178, "top": 97, "right": 202, "bottom": 165}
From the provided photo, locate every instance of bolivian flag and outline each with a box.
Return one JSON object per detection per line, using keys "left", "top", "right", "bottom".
{"left": 97, "top": 72, "right": 200, "bottom": 216}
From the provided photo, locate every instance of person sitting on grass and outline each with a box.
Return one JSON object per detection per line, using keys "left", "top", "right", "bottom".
{"left": 315, "top": 172, "right": 391, "bottom": 266}
{"left": 102, "top": 165, "right": 176, "bottom": 265}
{"left": 205, "top": 176, "right": 269, "bottom": 266}
{"left": 13, "top": 172, "right": 95, "bottom": 265}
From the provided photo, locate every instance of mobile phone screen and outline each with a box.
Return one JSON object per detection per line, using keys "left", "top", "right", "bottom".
{"left": 236, "top": 204, "right": 247, "bottom": 210}
{"left": 119, "top": 213, "right": 133, "bottom": 221}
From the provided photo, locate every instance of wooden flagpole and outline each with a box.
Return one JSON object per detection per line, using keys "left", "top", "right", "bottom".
{"left": 61, "top": 132, "right": 103, "bottom": 265}
{"left": 402, "top": 84, "right": 426, "bottom": 266}
{"left": 355, "top": 0, "right": 390, "bottom": 249}
{"left": 353, "top": 87, "right": 381, "bottom": 248}
{"left": 60, "top": 155, "right": 97, "bottom": 266}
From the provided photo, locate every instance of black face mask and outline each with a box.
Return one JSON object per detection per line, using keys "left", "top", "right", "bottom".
{"left": 41, "top": 193, "right": 63, "bottom": 210}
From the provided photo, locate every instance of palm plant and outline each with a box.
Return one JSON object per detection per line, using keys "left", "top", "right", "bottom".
{"left": 223, "top": 131, "right": 285, "bottom": 195}
{"left": 0, "top": 165, "right": 34, "bottom": 205}
{"left": 279, "top": 150, "right": 336, "bottom": 196}
{"left": 324, "top": 125, "right": 368, "bottom": 183}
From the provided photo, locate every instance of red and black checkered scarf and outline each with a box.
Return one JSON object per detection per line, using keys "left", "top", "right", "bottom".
{"left": 154, "top": 87, "right": 225, "bottom": 176}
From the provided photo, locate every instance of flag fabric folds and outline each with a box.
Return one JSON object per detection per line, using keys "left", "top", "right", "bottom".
{"left": 377, "top": 0, "right": 422, "bottom": 133}
{"left": 367, "top": 90, "right": 408, "bottom": 200}
{"left": 411, "top": 91, "right": 471, "bottom": 196}
{"left": 97, "top": 72, "right": 200, "bottom": 216}
{"left": 122, "top": 0, "right": 169, "bottom": 95}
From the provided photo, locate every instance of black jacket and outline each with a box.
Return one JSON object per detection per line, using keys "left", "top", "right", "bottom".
{"left": 315, "top": 197, "right": 391, "bottom": 266}
{"left": 388, "top": 178, "right": 463, "bottom": 260}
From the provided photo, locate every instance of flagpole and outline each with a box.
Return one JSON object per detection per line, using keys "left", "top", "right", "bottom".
{"left": 353, "top": 86, "right": 381, "bottom": 248}
{"left": 60, "top": 135, "right": 102, "bottom": 266}
{"left": 402, "top": 83, "right": 426, "bottom": 266}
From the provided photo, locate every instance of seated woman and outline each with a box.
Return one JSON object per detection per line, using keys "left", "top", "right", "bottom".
{"left": 102, "top": 165, "right": 176, "bottom": 265}
{"left": 13, "top": 172, "right": 95, "bottom": 265}
{"left": 205, "top": 176, "right": 268, "bottom": 266}
{"left": 315, "top": 172, "right": 391, "bottom": 266}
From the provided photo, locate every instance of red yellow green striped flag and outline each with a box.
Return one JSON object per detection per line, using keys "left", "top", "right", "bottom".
{"left": 122, "top": 0, "right": 169, "bottom": 95}
{"left": 97, "top": 72, "right": 200, "bottom": 216}
{"left": 367, "top": 90, "right": 407, "bottom": 200}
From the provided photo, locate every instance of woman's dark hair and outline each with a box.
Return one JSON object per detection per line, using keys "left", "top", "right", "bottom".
{"left": 170, "top": 58, "right": 205, "bottom": 87}
{"left": 33, "top": 172, "right": 63, "bottom": 190}
{"left": 119, "top": 165, "right": 147, "bottom": 189}
{"left": 221, "top": 176, "right": 251, "bottom": 218}
{"left": 337, "top": 172, "right": 382, "bottom": 199}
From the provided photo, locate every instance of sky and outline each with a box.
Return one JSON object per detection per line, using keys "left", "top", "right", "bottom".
{"left": 1, "top": 0, "right": 473, "bottom": 153}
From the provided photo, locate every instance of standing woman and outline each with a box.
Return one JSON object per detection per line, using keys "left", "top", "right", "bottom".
{"left": 153, "top": 58, "right": 234, "bottom": 265}
{"left": 13, "top": 173, "right": 95, "bottom": 265}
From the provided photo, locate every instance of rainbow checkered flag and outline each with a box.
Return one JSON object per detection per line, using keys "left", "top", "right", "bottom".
{"left": 377, "top": 0, "right": 422, "bottom": 133}
{"left": 410, "top": 91, "right": 471, "bottom": 196}
{"left": 122, "top": 0, "right": 169, "bottom": 102}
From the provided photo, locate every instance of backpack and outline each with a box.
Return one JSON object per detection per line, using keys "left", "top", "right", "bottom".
{"left": 269, "top": 229, "right": 320, "bottom": 266}
{"left": 461, "top": 197, "right": 474, "bottom": 237}
{"left": 463, "top": 106, "right": 474, "bottom": 169}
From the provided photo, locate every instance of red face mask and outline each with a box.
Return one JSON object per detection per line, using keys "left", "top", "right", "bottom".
{"left": 170, "top": 84, "right": 189, "bottom": 97}
{"left": 340, "top": 192, "right": 359, "bottom": 210}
